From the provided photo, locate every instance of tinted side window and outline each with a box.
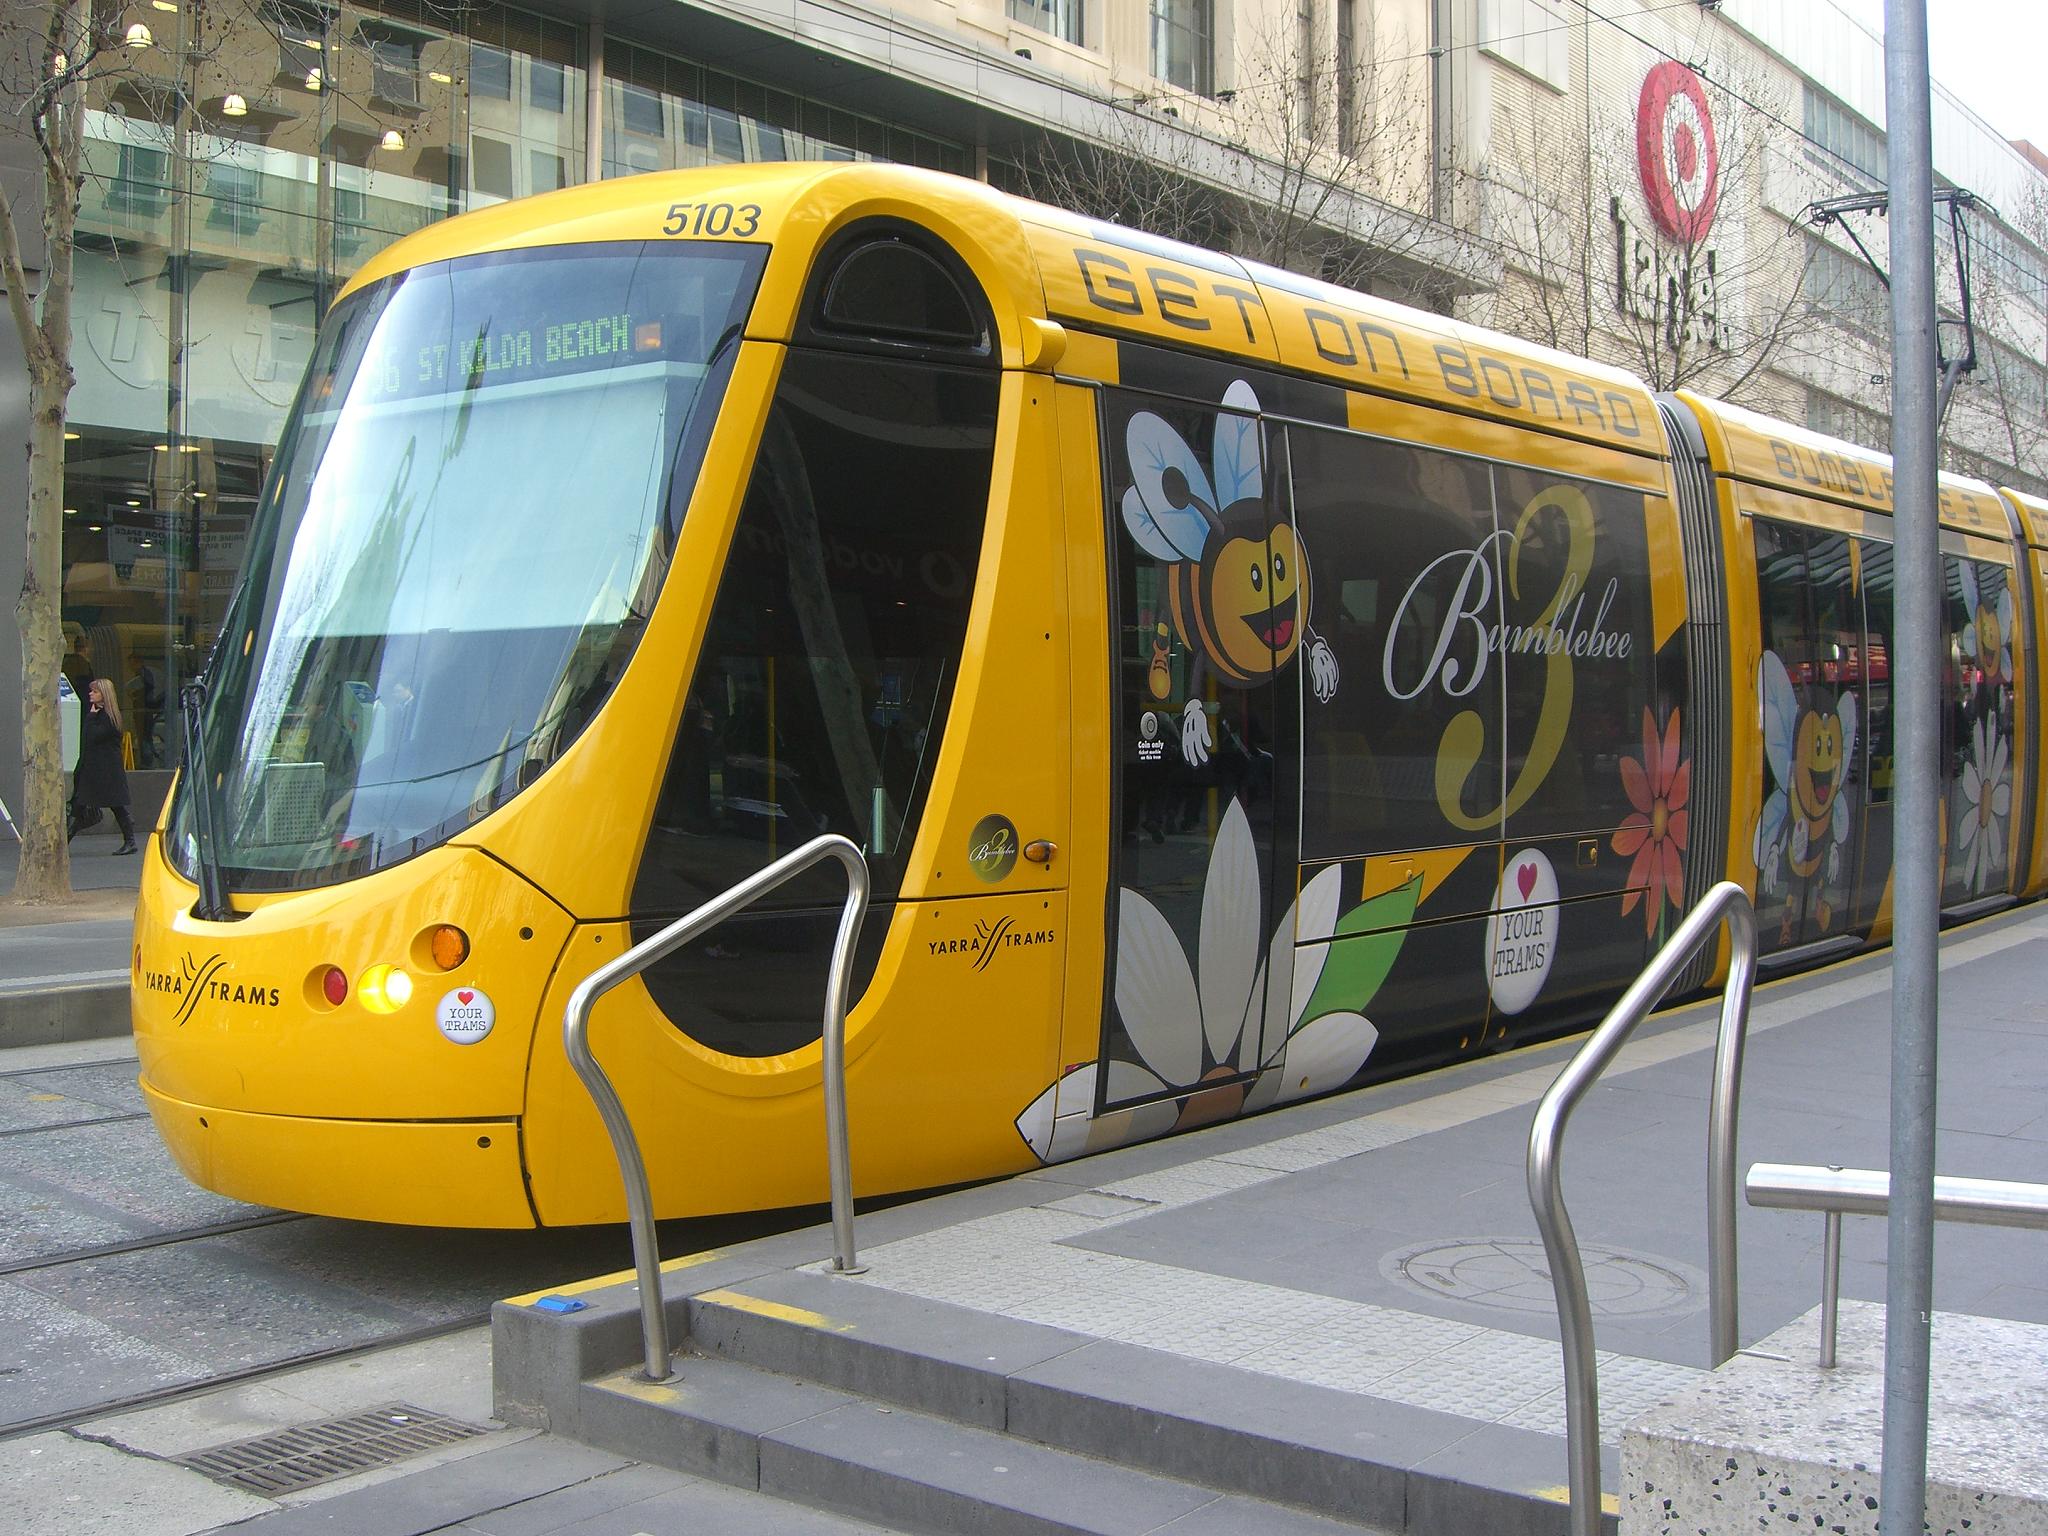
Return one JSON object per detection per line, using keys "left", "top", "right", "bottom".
{"left": 1945, "top": 554, "right": 2017, "bottom": 904}
{"left": 632, "top": 348, "right": 998, "bottom": 1055}
{"left": 1293, "top": 427, "right": 1500, "bottom": 857}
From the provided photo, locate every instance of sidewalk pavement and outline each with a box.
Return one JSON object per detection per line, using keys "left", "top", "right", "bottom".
{"left": 0, "top": 826, "right": 142, "bottom": 1045}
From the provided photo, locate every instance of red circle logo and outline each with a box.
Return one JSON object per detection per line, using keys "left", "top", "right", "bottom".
{"left": 1636, "top": 61, "right": 1718, "bottom": 243}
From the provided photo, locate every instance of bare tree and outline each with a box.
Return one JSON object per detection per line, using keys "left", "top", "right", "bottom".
{"left": 3, "top": 0, "right": 98, "bottom": 903}
{"left": 1013, "top": 11, "right": 1445, "bottom": 298}
{"left": 1469, "top": 55, "right": 1817, "bottom": 410}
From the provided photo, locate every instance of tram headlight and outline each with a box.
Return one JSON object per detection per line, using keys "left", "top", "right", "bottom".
{"left": 358, "top": 963, "right": 413, "bottom": 1014}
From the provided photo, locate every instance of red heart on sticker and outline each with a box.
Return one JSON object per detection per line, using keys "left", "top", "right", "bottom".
{"left": 458, "top": 990, "right": 474, "bottom": 1005}
{"left": 1516, "top": 863, "right": 1537, "bottom": 900}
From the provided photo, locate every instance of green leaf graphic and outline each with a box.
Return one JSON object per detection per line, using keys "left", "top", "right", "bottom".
{"left": 1302, "top": 875, "right": 1420, "bottom": 1024}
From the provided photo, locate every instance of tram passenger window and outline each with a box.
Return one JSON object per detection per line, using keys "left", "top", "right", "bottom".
{"left": 633, "top": 346, "right": 997, "bottom": 1056}
{"left": 1291, "top": 427, "right": 1501, "bottom": 857}
{"left": 1943, "top": 554, "right": 2016, "bottom": 903}
{"left": 818, "top": 241, "right": 986, "bottom": 348}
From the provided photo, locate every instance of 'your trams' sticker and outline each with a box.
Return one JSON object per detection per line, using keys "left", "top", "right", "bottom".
{"left": 1487, "top": 849, "right": 1559, "bottom": 1015}
{"left": 437, "top": 987, "right": 495, "bottom": 1045}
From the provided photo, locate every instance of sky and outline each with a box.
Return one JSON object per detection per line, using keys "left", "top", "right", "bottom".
{"left": 1835, "top": 0, "right": 2048, "bottom": 152}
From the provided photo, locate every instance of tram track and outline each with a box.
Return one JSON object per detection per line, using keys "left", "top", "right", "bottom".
{"left": 0, "top": 1209, "right": 310, "bottom": 1279}
{"left": 0, "top": 1056, "right": 137, "bottom": 1083}
{"left": 0, "top": 1314, "right": 486, "bottom": 1443}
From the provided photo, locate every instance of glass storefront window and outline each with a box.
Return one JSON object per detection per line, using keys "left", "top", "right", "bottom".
{"left": 602, "top": 42, "right": 969, "bottom": 179}
{"left": 58, "top": 0, "right": 968, "bottom": 789}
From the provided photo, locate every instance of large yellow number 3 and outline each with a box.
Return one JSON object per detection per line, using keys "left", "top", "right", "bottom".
{"left": 1433, "top": 486, "right": 1595, "bottom": 831}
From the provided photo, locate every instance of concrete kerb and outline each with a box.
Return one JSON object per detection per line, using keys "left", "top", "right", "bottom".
{"left": 0, "top": 976, "right": 132, "bottom": 1046}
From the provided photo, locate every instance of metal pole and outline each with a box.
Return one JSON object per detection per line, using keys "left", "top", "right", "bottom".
{"left": 585, "top": 23, "right": 605, "bottom": 185}
{"left": 562, "top": 834, "right": 870, "bottom": 1381}
{"left": 1820, "top": 1211, "right": 1842, "bottom": 1370}
{"left": 1704, "top": 895, "right": 1757, "bottom": 1369}
{"left": 1881, "top": 4, "right": 1940, "bottom": 1531}
{"left": 1528, "top": 883, "right": 1755, "bottom": 1536}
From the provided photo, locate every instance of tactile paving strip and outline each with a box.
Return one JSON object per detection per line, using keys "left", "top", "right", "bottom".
{"left": 176, "top": 1402, "right": 485, "bottom": 1496}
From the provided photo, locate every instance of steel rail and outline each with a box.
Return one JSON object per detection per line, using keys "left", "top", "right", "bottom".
{"left": 562, "top": 834, "right": 870, "bottom": 1382}
{"left": 1527, "top": 881, "right": 1757, "bottom": 1536}
{"left": 1746, "top": 1162, "right": 2048, "bottom": 1366}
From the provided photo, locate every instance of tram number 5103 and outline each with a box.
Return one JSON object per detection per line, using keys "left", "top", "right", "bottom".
{"left": 663, "top": 201, "right": 762, "bottom": 237}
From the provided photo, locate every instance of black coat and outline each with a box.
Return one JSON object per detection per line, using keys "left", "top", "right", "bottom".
{"left": 75, "top": 707, "right": 130, "bottom": 809}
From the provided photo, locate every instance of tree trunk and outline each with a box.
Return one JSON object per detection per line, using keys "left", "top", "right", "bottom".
{"left": 5, "top": 0, "right": 87, "bottom": 905}
{"left": 15, "top": 362, "right": 73, "bottom": 903}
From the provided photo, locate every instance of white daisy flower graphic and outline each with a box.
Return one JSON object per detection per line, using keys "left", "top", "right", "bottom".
{"left": 1014, "top": 799, "right": 1379, "bottom": 1162}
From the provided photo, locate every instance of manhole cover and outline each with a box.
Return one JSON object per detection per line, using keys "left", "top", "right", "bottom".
{"left": 177, "top": 1402, "right": 486, "bottom": 1496}
{"left": 1382, "top": 1238, "right": 1704, "bottom": 1318}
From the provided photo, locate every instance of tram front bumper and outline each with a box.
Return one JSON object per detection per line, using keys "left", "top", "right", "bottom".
{"left": 141, "top": 1075, "right": 536, "bottom": 1228}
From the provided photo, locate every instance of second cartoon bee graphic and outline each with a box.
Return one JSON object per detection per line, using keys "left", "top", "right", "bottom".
{"left": 1121, "top": 380, "right": 1339, "bottom": 765}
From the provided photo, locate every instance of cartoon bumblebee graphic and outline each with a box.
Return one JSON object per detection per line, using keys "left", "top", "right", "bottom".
{"left": 1122, "top": 380, "right": 1338, "bottom": 765}
{"left": 1755, "top": 650, "right": 1857, "bottom": 934}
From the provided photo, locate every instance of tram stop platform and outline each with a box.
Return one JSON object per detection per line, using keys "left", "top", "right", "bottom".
{"left": 477, "top": 903, "right": 2048, "bottom": 1536}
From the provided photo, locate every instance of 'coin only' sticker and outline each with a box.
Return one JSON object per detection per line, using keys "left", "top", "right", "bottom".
{"left": 437, "top": 987, "right": 495, "bottom": 1044}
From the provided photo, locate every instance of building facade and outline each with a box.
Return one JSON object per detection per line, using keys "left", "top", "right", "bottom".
{"left": 2, "top": 0, "right": 2043, "bottom": 819}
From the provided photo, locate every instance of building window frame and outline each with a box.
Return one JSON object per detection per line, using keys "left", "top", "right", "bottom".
{"left": 1150, "top": 0, "right": 1214, "bottom": 96}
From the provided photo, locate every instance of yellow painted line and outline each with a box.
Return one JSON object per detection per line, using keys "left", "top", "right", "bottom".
{"left": 1532, "top": 1486, "right": 1619, "bottom": 1516}
{"left": 30, "top": 1094, "right": 64, "bottom": 1103}
{"left": 502, "top": 1247, "right": 728, "bottom": 1307}
{"left": 697, "top": 1287, "right": 857, "bottom": 1334}
{"left": 602, "top": 1373, "right": 681, "bottom": 1404}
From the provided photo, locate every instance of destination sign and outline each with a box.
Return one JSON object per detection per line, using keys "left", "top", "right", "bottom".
{"left": 337, "top": 240, "right": 767, "bottom": 409}
{"left": 359, "top": 306, "right": 664, "bottom": 404}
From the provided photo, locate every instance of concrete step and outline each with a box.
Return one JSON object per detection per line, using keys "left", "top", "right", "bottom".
{"left": 497, "top": 1255, "right": 1583, "bottom": 1536}
{"left": 578, "top": 1351, "right": 1381, "bottom": 1536}
{"left": 678, "top": 1268, "right": 1530, "bottom": 1534}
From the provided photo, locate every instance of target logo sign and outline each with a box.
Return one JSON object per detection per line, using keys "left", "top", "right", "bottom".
{"left": 1636, "top": 61, "right": 1718, "bottom": 242}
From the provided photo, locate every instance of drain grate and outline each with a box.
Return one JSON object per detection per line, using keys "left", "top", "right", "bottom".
{"left": 176, "top": 1403, "right": 486, "bottom": 1496}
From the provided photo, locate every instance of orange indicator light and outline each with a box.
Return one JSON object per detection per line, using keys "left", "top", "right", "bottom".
{"left": 430, "top": 925, "right": 470, "bottom": 970}
{"left": 633, "top": 321, "right": 663, "bottom": 352}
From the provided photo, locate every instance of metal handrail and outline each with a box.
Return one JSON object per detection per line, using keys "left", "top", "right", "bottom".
{"left": 563, "top": 833, "right": 871, "bottom": 1382}
{"left": 1746, "top": 1162, "right": 2048, "bottom": 1367}
{"left": 1527, "top": 881, "right": 1757, "bottom": 1536}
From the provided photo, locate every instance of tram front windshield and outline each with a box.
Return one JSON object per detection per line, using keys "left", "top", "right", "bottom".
{"left": 170, "top": 240, "right": 765, "bottom": 891}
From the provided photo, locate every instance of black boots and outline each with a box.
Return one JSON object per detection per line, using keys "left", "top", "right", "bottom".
{"left": 113, "top": 809, "right": 136, "bottom": 855}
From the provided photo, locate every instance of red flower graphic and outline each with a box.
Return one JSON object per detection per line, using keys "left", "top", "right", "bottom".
{"left": 1614, "top": 708, "right": 1689, "bottom": 938}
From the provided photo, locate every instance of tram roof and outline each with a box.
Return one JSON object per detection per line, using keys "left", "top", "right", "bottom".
{"left": 339, "top": 162, "right": 1661, "bottom": 458}
{"left": 1679, "top": 392, "right": 2012, "bottom": 542}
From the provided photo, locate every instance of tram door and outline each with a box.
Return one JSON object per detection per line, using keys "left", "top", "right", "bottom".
{"left": 1094, "top": 386, "right": 1302, "bottom": 1124}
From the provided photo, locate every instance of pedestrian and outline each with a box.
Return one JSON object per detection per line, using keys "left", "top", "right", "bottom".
{"left": 70, "top": 677, "right": 137, "bottom": 854}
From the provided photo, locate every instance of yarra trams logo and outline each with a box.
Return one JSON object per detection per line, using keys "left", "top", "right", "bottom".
{"left": 927, "top": 914, "right": 1057, "bottom": 974}
{"left": 139, "top": 951, "right": 282, "bottom": 1027}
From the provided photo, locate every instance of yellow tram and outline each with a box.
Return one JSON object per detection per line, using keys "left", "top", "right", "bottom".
{"left": 131, "top": 163, "right": 2045, "bottom": 1226}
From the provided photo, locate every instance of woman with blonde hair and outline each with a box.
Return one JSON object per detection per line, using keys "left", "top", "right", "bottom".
{"left": 70, "top": 677, "right": 136, "bottom": 854}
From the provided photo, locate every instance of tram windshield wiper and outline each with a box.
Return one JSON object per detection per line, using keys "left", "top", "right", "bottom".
{"left": 180, "top": 677, "right": 235, "bottom": 922}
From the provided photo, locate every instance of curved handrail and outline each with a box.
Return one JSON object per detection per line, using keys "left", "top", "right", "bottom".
{"left": 1526, "top": 880, "right": 1757, "bottom": 1536}
{"left": 563, "top": 833, "right": 871, "bottom": 1382}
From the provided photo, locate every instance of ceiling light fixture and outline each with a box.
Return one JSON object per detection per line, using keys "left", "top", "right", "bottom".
{"left": 125, "top": 22, "right": 154, "bottom": 47}
{"left": 381, "top": 129, "right": 406, "bottom": 151}
{"left": 222, "top": 92, "right": 248, "bottom": 116}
